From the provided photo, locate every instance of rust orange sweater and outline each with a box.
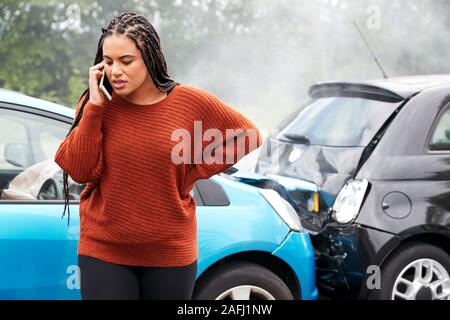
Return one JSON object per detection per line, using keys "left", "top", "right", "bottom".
{"left": 54, "top": 84, "right": 262, "bottom": 267}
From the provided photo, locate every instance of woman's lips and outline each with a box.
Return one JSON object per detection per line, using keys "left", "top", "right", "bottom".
{"left": 112, "top": 81, "right": 127, "bottom": 89}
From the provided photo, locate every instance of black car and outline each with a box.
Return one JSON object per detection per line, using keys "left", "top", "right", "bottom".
{"left": 255, "top": 75, "right": 450, "bottom": 300}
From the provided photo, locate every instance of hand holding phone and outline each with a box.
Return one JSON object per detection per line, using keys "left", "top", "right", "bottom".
{"left": 88, "top": 61, "right": 110, "bottom": 105}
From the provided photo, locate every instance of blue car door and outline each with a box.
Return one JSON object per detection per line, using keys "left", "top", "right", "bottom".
{"left": 0, "top": 105, "right": 81, "bottom": 299}
{"left": 0, "top": 203, "right": 80, "bottom": 299}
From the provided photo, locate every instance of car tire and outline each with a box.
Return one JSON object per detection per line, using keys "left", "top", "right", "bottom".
{"left": 369, "top": 242, "right": 450, "bottom": 300}
{"left": 37, "top": 178, "right": 59, "bottom": 200}
{"left": 193, "top": 261, "right": 294, "bottom": 300}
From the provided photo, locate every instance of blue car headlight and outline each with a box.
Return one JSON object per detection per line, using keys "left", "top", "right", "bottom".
{"left": 259, "top": 189, "right": 303, "bottom": 232}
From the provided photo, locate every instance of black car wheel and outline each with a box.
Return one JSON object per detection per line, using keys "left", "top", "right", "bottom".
{"left": 193, "top": 262, "right": 294, "bottom": 300}
{"left": 370, "top": 242, "right": 450, "bottom": 300}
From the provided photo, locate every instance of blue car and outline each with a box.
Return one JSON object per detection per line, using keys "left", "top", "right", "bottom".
{"left": 0, "top": 88, "right": 317, "bottom": 300}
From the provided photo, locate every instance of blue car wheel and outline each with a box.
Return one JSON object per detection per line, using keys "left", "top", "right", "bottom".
{"left": 193, "top": 261, "right": 294, "bottom": 300}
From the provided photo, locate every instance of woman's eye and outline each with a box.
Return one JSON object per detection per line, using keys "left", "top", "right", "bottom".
{"left": 105, "top": 61, "right": 131, "bottom": 65}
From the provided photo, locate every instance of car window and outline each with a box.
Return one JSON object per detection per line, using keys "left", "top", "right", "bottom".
{"left": 278, "top": 97, "right": 401, "bottom": 147}
{"left": 430, "top": 107, "right": 450, "bottom": 151}
{"left": 0, "top": 107, "right": 82, "bottom": 201}
{"left": 0, "top": 113, "right": 28, "bottom": 169}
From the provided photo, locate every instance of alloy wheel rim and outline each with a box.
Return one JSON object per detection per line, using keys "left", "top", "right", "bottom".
{"left": 215, "top": 285, "right": 276, "bottom": 300}
{"left": 392, "top": 258, "right": 450, "bottom": 300}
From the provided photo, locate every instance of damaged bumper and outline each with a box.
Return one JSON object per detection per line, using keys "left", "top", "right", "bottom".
{"left": 311, "top": 224, "right": 400, "bottom": 299}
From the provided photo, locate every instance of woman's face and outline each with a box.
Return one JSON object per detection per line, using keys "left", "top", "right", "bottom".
{"left": 102, "top": 34, "right": 155, "bottom": 98}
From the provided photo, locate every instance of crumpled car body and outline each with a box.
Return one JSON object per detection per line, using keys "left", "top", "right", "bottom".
{"left": 255, "top": 75, "right": 450, "bottom": 300}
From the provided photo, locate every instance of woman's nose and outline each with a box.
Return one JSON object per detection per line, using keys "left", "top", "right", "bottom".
{"left": 111, "top": 64, "right": 122, "bottom": 76}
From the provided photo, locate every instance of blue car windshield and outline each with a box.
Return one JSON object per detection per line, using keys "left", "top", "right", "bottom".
{"left": 278, "top": 97, "right": 402, "bottom": 147}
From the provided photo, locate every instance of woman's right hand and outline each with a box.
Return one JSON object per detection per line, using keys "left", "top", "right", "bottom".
{"left": 88, "top": 61, "right": 106, "bottom": 106}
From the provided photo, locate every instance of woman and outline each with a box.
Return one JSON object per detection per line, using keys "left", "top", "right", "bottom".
{"left": 54, "top": 12, "right": 262, "bottom": 300}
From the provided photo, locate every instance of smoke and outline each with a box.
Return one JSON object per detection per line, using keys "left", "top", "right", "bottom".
{"left": 162, "top": 0, "right": 450, "bottom": 130}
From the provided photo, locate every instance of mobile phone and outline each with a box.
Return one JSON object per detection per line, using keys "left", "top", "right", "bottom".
{"left": 99, "top": 72, "right": 113, "bottom": 101}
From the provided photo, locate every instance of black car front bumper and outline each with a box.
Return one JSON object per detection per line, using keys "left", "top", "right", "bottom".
{"left": 310, "top": 224, "right": 401, "bottom": 299}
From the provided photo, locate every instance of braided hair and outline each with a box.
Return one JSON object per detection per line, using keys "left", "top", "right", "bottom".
{"left": 61, "top": 12, "right": 178, "bottom": 225}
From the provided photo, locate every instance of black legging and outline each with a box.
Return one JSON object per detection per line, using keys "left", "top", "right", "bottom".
{"left": 78, "top": 255, "right": 197, "bottom": 300}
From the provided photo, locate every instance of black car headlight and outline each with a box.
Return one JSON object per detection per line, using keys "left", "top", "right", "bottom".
{"left": 332, "top": 179, "right": 369, "bottom": 224}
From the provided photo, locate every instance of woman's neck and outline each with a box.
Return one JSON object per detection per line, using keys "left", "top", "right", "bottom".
{"left": 124, "top": 89, "right": 167, "bottom": 105}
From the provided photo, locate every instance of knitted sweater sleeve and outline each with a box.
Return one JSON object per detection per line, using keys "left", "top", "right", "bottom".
{"left": 182, "top": 90, "right": 263, "bottom": 194}
{"left": 54, "top": 98, "right": 105, "bottom": 184}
